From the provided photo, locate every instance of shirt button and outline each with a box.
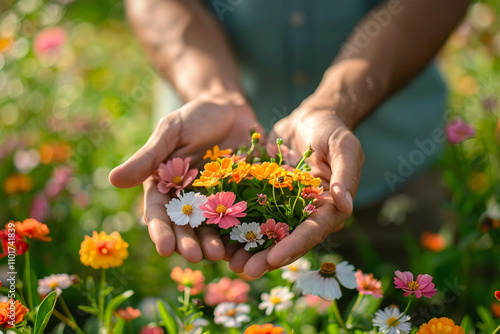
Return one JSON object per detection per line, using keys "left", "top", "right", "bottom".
{"left": 292, "top": 71, "right": 308, "bottom": 86}
{"left": 289, "top": 11, "right": 306, "bottom": 28}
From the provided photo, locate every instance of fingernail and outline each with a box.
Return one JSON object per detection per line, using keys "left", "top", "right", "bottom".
{"left": 346, "top": 191, "right": 353, "bottom": 209}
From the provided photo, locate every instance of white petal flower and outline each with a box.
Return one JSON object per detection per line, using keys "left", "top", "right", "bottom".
{"left": 295, "top": 261, "right": 356, "bottom": 301}
{"left": 372, "top": 307, "right": 411, "bottom": 334}
{"left": 281, "top": 258, "right": 311, "bottom": 282}
{"left": 37, "top": 273, "right": 73, "bottom": 296}
{"left": 229, "top": 222, "right": 265, "bottom": 251}
{"left": 258, "top": 286, "right": 294, "bottom": 316}
{"left": 165, "top": 192, "right": 208, "bottom": 228}
{"left": 214, "top": 302, "right": 250, "bottom": 328}
{"left": 185, "top": 317, "right": 209, "bottom": 334}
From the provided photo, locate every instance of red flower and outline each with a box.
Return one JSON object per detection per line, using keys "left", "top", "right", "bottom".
{"left": 0, "top": 230, "right": 29, "bottom": 259}
{"left": 495, "top": 290, "right": 500, "bottom": 302}
{"left": 260, "top": 219, "right": 289, "bottom": 243}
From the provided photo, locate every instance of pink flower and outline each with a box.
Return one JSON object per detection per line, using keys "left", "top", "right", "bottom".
{"left": 298, "top": 295, "right": 331, "bottom": 315}
{"left": 445, "top": 117, "right": 475, "bottom": 144}
{"left": 200, "top": 192, "right": 247, "bottom": 229}
{"left": 139, "top": 326, "right": 164, "bottom": 334}
{"left": 260, "top": 219, "right": 289, "bottom": 243}
{"left": 301, "top": 186, "right": 323, "bottom": 199}
{"left": 257, "top": 193, "right": 267, "bottom": 205}
{"left": 394, "top": 270, "right": 437, "bottom": 298}
{"left": 204, "top": 277, "right": 250, "bottom": 306}
{"left": 154, "top": 157, "right": 198, "bottom": 196}
{"left": 45, "top": 166, "right": 73, "bottom": 198}
{"left": 33, "top": 27, "right": 67, "bottom": 56}
{"left": 30, "top": 193, "right": 50, "bottom": 222}
{"left": 303, "top": 204, "right": 318, "bottom": 216}
{"left": 355, "top": 270, "right": 383, "bottom": 299}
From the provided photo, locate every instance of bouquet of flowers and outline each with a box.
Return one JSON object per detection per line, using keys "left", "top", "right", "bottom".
{"left": 153, "top": 131, "right": 324, "bottom": 252}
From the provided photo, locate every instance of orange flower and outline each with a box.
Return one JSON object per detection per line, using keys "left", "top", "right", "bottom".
{"left": 115, "top": 307, "right": 142, "bottom": 321}
{"left": 2, "top": 173, "right": 33, "bottom": 196}
{"left": 269, "top": 169, "right": 294, "bottom": 191}
{"left": 231, "top": 161, "right": 252, "bottom": 184}
{"left": 291, "top": 169, "right": 321, "bottom": 187}
{"left": 79, "top": 231, "right": 129, "bottom": 269}
{"left": 420, "top": 232, "right": 446, "bottom": 252}
{"left": 491, "top": 302, "right": 500, "bottom": 318}
{"left": 301, "top": 186, "right": 324, "bottom": 199}
{"left": 417, "top": 317, "right": 464, "bottom": 334}
{"left": 193, "top": 158, "right": 234, "bottom": 187}
{"left": 192, "top": 176, "right": 220, "bottom": 188}
{"left": 495, "top": 290, "right": 500, "bottom": 302}
{"left": 244, "top": 324, "right": 284, "bottom": 334}
{"left": 170, "top": 266, "right": 205, "bottom": 295}
{"left": 250, "top": 162, "right": 281, "bottom": 181}
{"left": 39, "top": 142, "right": 72, "bottom": 164}
{"left": 203, "top": 145, "right": 232, "bottom": 161}
{"left": 10, "top": 218, "right": 51, "bottom": 242}
{"left": 0, "top": 299, "right": 29, "bottom": 328}
{"left": 0, "top": 37, "right": 14, "bottom": 53}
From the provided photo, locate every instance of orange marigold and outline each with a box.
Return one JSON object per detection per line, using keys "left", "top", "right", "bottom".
{"left": 203, "top": 145, "right": 232, "bottom": 161}
{"left": 231, "top": 161, "right": 252, "bottom": 184}
{"left": 193, "top": 158, "right": 234, "bottom": 187}
{"left": 79, "top": 231, "right": 129, "bottom": 269}
{"left": 10, "top": 218, "right": 52, "bottom": 242}
{"left": 250, "top": 162, "right": 281, "bottom": 181}
{"left": 0, "top": 299, "right": 29, "bottom": 328}
{"left": 291, "top": 169, "right": 321, "bottom": 187}
{"left": 420, "top": 232, "right": 446, "bottom": 252}
{"left": 2, "top": 173, "right": 33, "bottom": 196}
{"left": 170, "top": 266, "right": 205, "bottom": 295}
{"left": 269, "top": 169, "right": 294, "bottom": 191}
{"left": 244, "top": 324, "right": 285, "bottom": 334}
{"left": 417, "top": 317, "right": 465, "bottom": 334}
{"left": 491, "top": 302, "right": 500, "bottom": 318}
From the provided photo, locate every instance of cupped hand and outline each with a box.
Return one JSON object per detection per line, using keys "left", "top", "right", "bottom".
{"left": 109, "top": 92, "right": 265, "bottom": 263}
{"left": 227, "top": 98, "right": 365, "bottom": 277}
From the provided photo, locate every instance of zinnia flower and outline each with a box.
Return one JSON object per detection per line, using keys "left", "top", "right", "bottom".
{"left": 185, "top": 318, "right": 209, "bottom": 333}
{"left": 244, "top": 324, "right": 285, "bottom": 334}
{"left": 79, "top": 231, "right": 129, "bottom": 269}
{"left": 260, "top": 219, "right": 289, "bottom": 243}
{"left": 201, "top": 192, "right": 247, "bottom": 229}
{"left": 355, "top": 270, "right": 383, "bottom": 298}
{"left": 230, "top": 222, "right": 265, "bottom": 251}
{"left": 2, "top": 173, "right": 33, "bottom": 196}
{"left": 495, "top": 290, "right": 500, "bottom": 302}
{"left": 33, "top": 27, "right": 67, "bottom": 56}
{"left": 250, "top": 162, "right": 281, "bottom": 181}
{"left": 213, "top": 302, "right": 250, "bottom": 328}
{"left": 258, "top": 286, "right": 294, "bottom": 315}
{"left": 269, "top": 169, "right": 294, "bottom": 190}
{"left": 295, "top": 261, "right": 357, "bottom": 301}
{"left": 416, "top": 317, "right": 465, "bottom": 334}
{"left": 115, "top": 307, "right": 142, "bottom": 321}
{"left": 281, "top": 258, "right": 311, "bottom": 283}
{"left": 231, "top": 161, "right": 252, "bottom": 184}
{"left": 10, "top": 218, "right": 52, "bottom": 242}
{"left": 165, "top": 192, "right": 207, "bottom": 228}
{"left": 37, "top": 273, "right": 73, "bottom": 297}
{"left": 170, "top": 266, "right": 205, "bottom": 295}
{"left": 491, "top": 302, "right": 500, "bottom": 318}
{"left": 372, "top": 306, "right": 411, "bottom": 334}
{"left": 303, "top": 204, "right": 318, "bottom": 216}
{"left": 257, "top": 193, "right": 267, "bottom": 205}
{"left": 291, "top": 170, "right": 321, "bottom": 187}
{"left": 445, "top": 117, "right": 475, "bottom": 144}
{"left": 301, "top": 186, "right": 323, "bottom": 199}
{"left": 203, "top": 145, "right": 232, "bottom": 160}
{"left": 0, "top": 299, "right": 29, "bottom": 328}
{"left": 394, "top": 270, "right": 437, "bottom": 298}
{"left": 420, "top": 232, "right": 446, "bottom": 252}
{"left": 204, "top": 277, "right": 250, "bottom": 306}
{"left": 139, "top": 325, "right": 165, "bottom": 334}
{"left": 154, "top": 158, "right": 198, "bottom": 196}
{"left": 0, "top": 230, "right": 29, "bottom": 258}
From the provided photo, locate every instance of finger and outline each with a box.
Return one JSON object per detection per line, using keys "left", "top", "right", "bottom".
{"left": 229, "top": 248, "right": 254, "bottom": 273}
{"left": 143, "top": 178, "right": 176, "bottom": 257}
{"left": 223, "top": 236, "right": 242, "bottom": 261}
{"left": 172, "top": 223, "right": 204, "bottom": 263}
{"left": 195, "top": 225, "right": 225, "bottom": 261}
{"left": 328, "top": 133, "right": 364, "bottom": 214}
{"left": 267, "top": 199, "right": 347, "bottom": 268}
{"left": 109, "top": 113, "right": 182, "bottom": 188}
{"left": 243, "top": 245, "right": 275, "bottom": 278}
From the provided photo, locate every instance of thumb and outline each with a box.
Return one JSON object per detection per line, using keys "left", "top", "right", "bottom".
{"left": 109, "top": 114, "right": 182, "bottom": 188}
{"left": 328, "top": 133, "right": 364, "bottom": 214}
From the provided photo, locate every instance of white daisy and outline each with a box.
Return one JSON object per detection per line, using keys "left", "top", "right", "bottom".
{"left": 165, "top": 192, "right": 207, "bottom": 228}
{"left": 281, "top": 258, "right": 311, "bottom": 282}
{"left": 372, "top": 306, "right": 411, "bottom": 334}
{"left": 229, "top": 222, "right": 265, "bottom": 251}
{"left": 214, "top": 302, "right": 250, "bottom": 328}
{"left": 37, "top": 273, "right": 73, "bottom": 296}
{"left": 258, "top": 286, "right": 294, "bottom": 316}
{"left": 295, "top": 261, "right": 357, "bottom": 301}
{"left": 185, "top": 317, "right": 209, "bottom": 334}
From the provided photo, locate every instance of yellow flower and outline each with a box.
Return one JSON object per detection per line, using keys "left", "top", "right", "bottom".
{"left": 193, "top": 158, "right": 234, "bottom": 187}
{"left": 269, "top": 169, "right": 294, "bottom": 191}
{"left": 231, "top": 162, "right": 252, "bottom": 184}
{"left": 417, "top": 317, "right": 465, "bottom": 334}
{"left": 79, "top": 231, "right": 129, "bottom": 269}
{"left": 250, "top": 162, "right": 281, "bottom": 181}
{"left": 291, "top": 169, "right": 321, "bottom": 187}
{"left": 203, "top": 145, "right": 232, "bottom": 161}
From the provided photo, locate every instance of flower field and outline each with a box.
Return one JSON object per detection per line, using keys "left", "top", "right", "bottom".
{"left": 1, "top": 0, "right": 500, "bottom": 333}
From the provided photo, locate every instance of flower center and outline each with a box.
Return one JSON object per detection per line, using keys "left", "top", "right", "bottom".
{"left": 216, "top": 204, "right": 227, "bottom": 214}
{"left": 182, "top": 204, "right": 193, "bottom": 215}
{"left": 172, "top": 176, "right": 183, "bottom": 185}
{"left": 270, "top": 296, "right": 282, "bottom": 305}
{"left": 186, "top": 324, "right": 194, "bottom": 330}
{"left": 245, "top": 231, "right": 257, "bottom": 242}
{"left": 226, "top": 309, "right": 236, "bottom": 317}
{"left": 386, "top": 317, "right": 399, "bottom": 326}
{"left": 289, "top": 264, "right": 298, "bottom": 272}
{"left": 97, "top": 242, "right": 110, "bottom": 255}
{"left": 408, "top": 281, "right": 419, "bottom": 291}
{"left": 48, "top": 281, "right": 59, "bottom": 289}
{"left": 319, "top": 262, "right": 336, "bottom": 277}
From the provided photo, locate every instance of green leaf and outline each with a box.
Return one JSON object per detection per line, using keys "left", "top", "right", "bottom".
{"left": 78, "top": 304, "right": 99, "bottom": 315}
{"left": 86, "top": 275, "right": 96, "bottom": 293}
{"left": 157, "top": 300, "right": 178, "bottom": 334}
{"left": 24, "top": 250, "right": 41, "bottom": 310}
{"left": 460, "top": 314, "right": 473, "bottom": 333}
{"left": 104, "top": 290, "right": 134, "bottom": 329}
{"left": 34, "top": 290, "right": 58, "bottom": 334}
{"left": 166, "top": 297, "right": 182, "bottom": 319}
{"left": 113, "top": 318, "right": 126, "bottom": 333}
{"left": 477, "top": 304, "right": 495, "bottom": 327}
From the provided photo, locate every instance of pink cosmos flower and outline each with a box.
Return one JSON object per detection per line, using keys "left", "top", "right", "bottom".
{"left": 154, "top": 157, "right": 198, "bottom": 196}
{"left": 303, "top": 204, "right": 318, "bottom": 216}
{"left": 445, "top": 117, "right": 475, "bottom": 144}
{"left": 204, "top": 277, "right": 250, "bottom": 306}
{"left": 33, "top": 27, "right": 67, "bottom": 56}
{"left": 260, "top": 219, "right": 289, "bottom": 243}
{"left": 200, "top": 192, "right": 247, "bottom": 229}
{"left": 394, "top": 270, "right": 437, "bottom": 298}
{"left": 355, "top": 270, "right": 383, "bottom": 299}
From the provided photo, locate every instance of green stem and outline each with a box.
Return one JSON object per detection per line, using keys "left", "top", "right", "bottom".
{"left": 492, "top": 324, "right": 500, "bottom": 334}
{"left": 59, "top": 296, "right": 76, "bottom": 323}
{"left": 53, "top": 309, "right": 85, "bottom": 334}
{"left": 291, "top": 184, "right": 302, "bottom": 218}
{"left": 127, "top": 321, "right": 134, "bottom": 334}
{"left": 182, "top": 286, "right": 191, "bottom": 330}
{"left": 389, "top": 297, "right": 412, "bottom": 326}
{"left": 346, "top": 294, "right": 364, "bottom": 325}
{"left": 24, "top": 250, "right": 34, "bottom": 311}
{"left": 99, "top": 269, "right": 107, "bottom": 328}
{"left": 276, "top": 310, "right": 293, "bottom": 333}
{"left": 228, "top": 328, "right": 239, "bottom": 334}
{"left": 331, "top": 299, "right": 350, "bottom": 334}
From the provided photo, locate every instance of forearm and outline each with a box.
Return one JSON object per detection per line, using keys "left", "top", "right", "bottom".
{"left": 125, "top": 0, "right": 243, "bottom": 102}
{"left": 308, "top": 0, "right": 470, "bottom": 129}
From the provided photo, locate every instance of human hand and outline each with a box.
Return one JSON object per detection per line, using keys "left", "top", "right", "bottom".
{"left": 109, "top": 92, "right": 264, "bottom": 263}
{"left": 227, "top": 98, "right": 364, "bottom": 277}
